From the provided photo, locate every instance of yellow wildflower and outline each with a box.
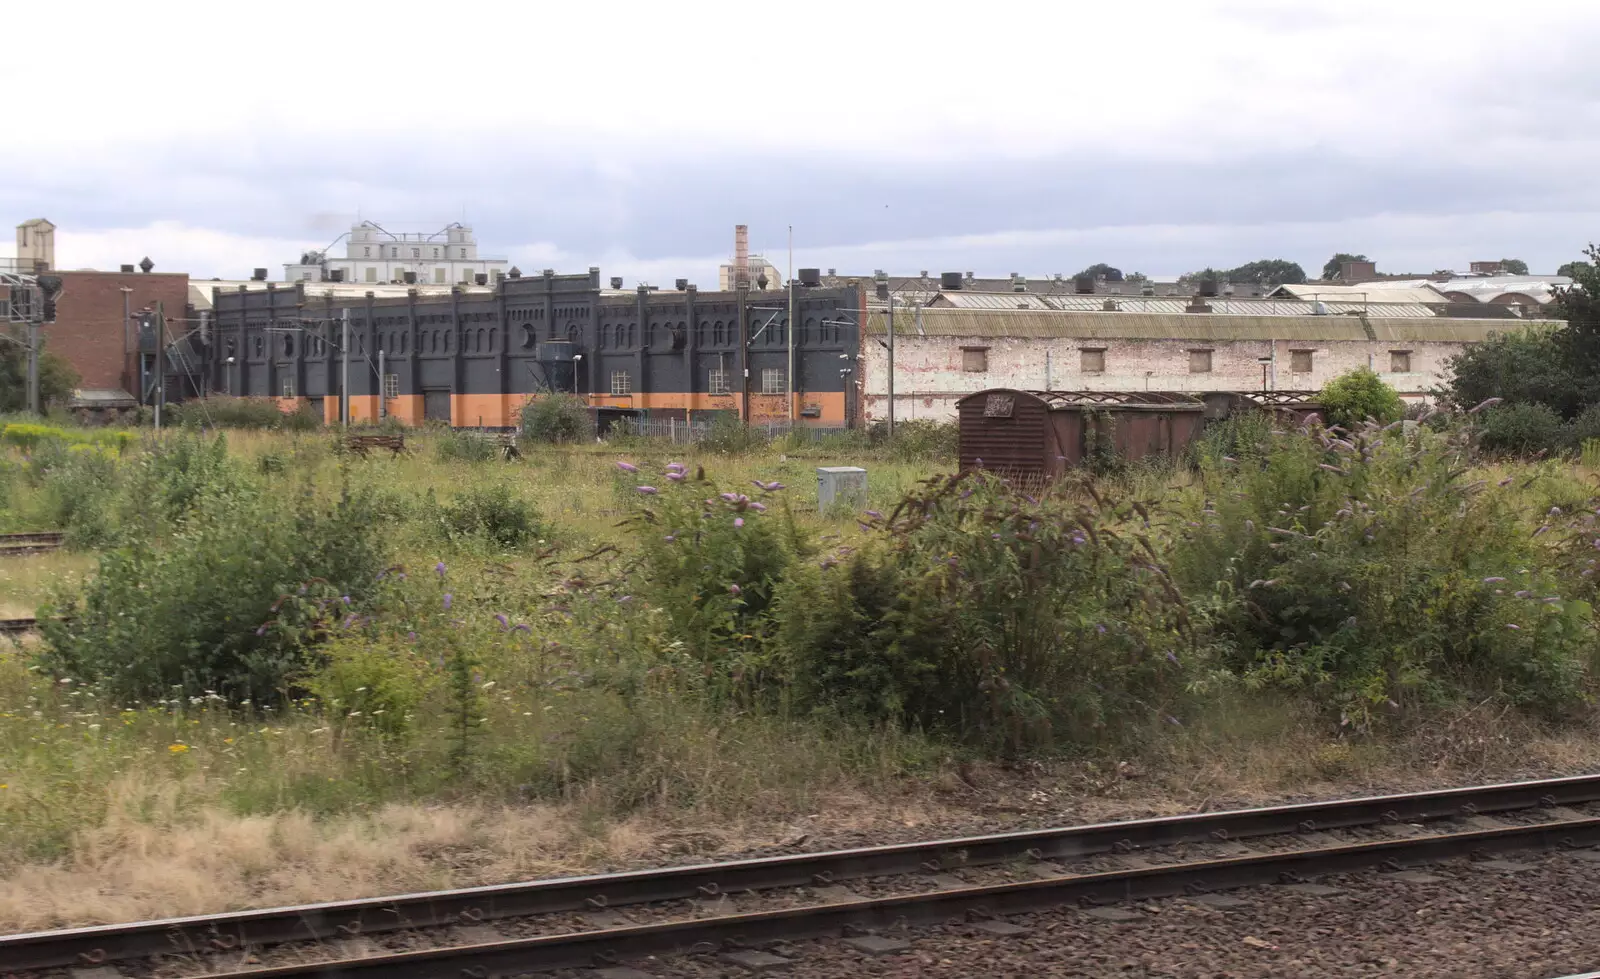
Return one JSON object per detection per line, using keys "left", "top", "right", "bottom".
{"left": 168, "top": 744, "right": 189, "bottom": 754}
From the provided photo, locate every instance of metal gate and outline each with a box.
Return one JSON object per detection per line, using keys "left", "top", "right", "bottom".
{"left": 423, "top": 390, "right": 451, "bottom": 423}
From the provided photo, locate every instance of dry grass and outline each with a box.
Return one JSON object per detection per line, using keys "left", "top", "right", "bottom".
{"left": 0, "top": 551, "right": 94, "bottom": 619}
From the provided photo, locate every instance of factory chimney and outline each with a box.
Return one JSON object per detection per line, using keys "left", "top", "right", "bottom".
{"left": 734, "top": 224, "right": 750, "bottom": 289}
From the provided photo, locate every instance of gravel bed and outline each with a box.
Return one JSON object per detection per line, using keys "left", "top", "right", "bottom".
{"left": 559, "top": 849, "right": 1600, "bottom": 979}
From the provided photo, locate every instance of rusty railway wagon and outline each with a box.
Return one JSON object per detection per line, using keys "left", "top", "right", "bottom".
{"left": 956, "top": 389, "right": 1321, "bottom": 480}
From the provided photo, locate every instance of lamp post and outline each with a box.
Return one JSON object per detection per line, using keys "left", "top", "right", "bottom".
{"left": 1258, "top": 356, "right": 1273, "bottom": 393}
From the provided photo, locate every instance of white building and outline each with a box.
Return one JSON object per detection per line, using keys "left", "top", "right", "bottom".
{"left": 857, "top": 305, "right": 1560, "bottom": 424}
{"left": 284, "top": 221, "right": 510, "bottom": 286}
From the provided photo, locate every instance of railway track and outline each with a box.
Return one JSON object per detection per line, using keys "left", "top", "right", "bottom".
{"left": 0, "top": 530, "right": 64, "bottom": 557}
{"left": 7, "top": 773, "right": 1600, "bottom": 976}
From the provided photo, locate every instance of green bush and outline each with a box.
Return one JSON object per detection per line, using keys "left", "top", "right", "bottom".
{"left": 620, "top": 461, "right": 806, "bottom": 691}
{"left": 170, "top": 396, "right": 294, "bottom": 430}
{"left": 872, "top": 419, "right": 958, "bottom": 461}
{"left": 699, "top": 413, "right": 768, "bottom": 454}
{"left": 1169, "top": 425, "right": 1591, "bottom": 726}
{"left": 1318, "top": 367, "right": 1404, "bottom": 430}
{"left": 435, "top": 482, "right": 547, "bottom": 550}
{"left": 519, "top": 394, "right": 591, "bottom": 445}
{"left": 776, "top": 473, "right": 1192, "bottom": 753}
{"left": 1476, "top": 403, "right": 1570, "bottom": 457}
{"left": 434, "top": 429, "right": 501, "bottom": 463}
{"left": 37, "top": 478, "right": 391, "bottom": 703}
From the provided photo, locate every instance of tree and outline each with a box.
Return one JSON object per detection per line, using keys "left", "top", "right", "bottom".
{"left": 1322, "top": 253, "right": 1370, "bottom": 281}
{"left": 1074, "top": 263, "right": 1123, "bottom": 282}
{"left": 1317, "top": 367, "right": 1404, "bottom": 430}
{"left": 1443, "top": 329, "right": 1590, "bottom": 420}
{"left": 1499, "top": 258, "right": 1529, "bottom": 275}
{"left": 1558, "top": 261, "right": 1587, "bottom": 279}
{"left": 1124, "top": 271, "right": 1150, "bottom": 285}
{"left": 0, "top": 327, "right": 80, "bottom": 413}
{"left": 1224, "top": 259, "right": 1307, "bottom": 286}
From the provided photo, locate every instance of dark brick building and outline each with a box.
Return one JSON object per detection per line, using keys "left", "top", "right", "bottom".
{"left": 208, "top": 269, "right": 865, "bottom": 428}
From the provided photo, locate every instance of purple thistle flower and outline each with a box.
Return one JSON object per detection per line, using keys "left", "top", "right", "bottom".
{"left": 667, "top": 462, "right": 685, "bottom": 472}
{"left": 636, "top": 485, "right": 659, "bottom": 495}
{"left": 342, "top": 614, "right": 358, "bottom": 629}
{"left": 667, "top": 472, "right": 686, "bottom": 481}
{"left": 734, "top": 517, "right": 745, "bottom": 528}
{"left": 407, "top": 631, "right": 418, "bottom": 641}
{"left": 435, "top": 561, "right": 447, "bottom": 577}
{"left": 1095, "top": 624, "right": 1107, "bottom": 634}
{"left": 865, "top": 510, "right": 883, "bottom": 520}
{"left": 720, "top": 492, "right": 739, "bottom": 503}
{"left": 748, "top": 501, "right": 767, "bottom": 512}
{"left": 1506, "top": 623, "right": 1521, "bottom": 630}
{"left": 443, "top": 593, "right": 453, "bottom": 609}
{"left": 729, "top": 583, "right": 741, "bottom": 596}
{"left": 616, "top": 461, "right": 638, "bottom": 473}
{"left": 1166, "top": 716, "right": 1183, "bottom": 726}
{"left": 1498, "top": 477, "right": 1513, "bottom": 487}
{"left": 1483, "top": 577, "right": 1507, "bottom": 584}
{"left": 1166, "top": 651, "right": 1180, "bottom": 665}
{"left": 255, "top": 624, "right": 269, "bottom": 636}
{"left": 495, "top": 613, "right": 509, "bottom": 629}
{"left": 664, "top": 535, "right": 677, "bottom": 542}
{"left": 1514, "top": 590, "right": 1533, "bottom": 599}
{"left": 512, "top": 624, "right": 531, "bottom": 634}
{"left": 341, "top": 595, "right": 351, "bottom": 605}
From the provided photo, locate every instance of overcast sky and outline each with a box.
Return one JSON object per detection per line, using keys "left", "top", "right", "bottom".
{"left": 4, "top": 0, "right": 1599, "bottom": 284}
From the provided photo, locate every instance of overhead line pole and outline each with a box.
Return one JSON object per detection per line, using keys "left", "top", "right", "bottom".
{"left": 787, "top": 225, "right": 795, "bottom": 424}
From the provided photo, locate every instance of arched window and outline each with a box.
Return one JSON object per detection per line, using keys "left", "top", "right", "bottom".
{"left": 400, "top": 332, "right": 408, "bottom": 354}
{"left": 358, "top": 334, "right": 365, "bottom": 355}
{"left": 695, "top": 320, "right": 706, "bottom": 347}
{"left": 520, "top": 324, "right": 535, "bottom": 349}
{"left": 713, "top": 321, "right": 724, "bottom": 346}
{"left": 476, "top": 328, "right": 486, "bottom": 352}
{"left": 431, "top": 330, "right": 439, "bottom": 353}
{"left": 628, "top": 323, "right": 636, "bottom": 348}
{"left": 805, "top": 317, "right": 818, "bottom": 343}
{"left": 488, "top": 328, "right": 497, "bottom": 351}
{"left": 254, "top": 336, "right": 263, "bottom": 357}
{"left": 777, "top": 319, "right": 786, "bottom": 346}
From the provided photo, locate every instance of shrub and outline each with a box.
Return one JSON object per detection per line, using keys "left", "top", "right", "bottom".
{"left": 1476, "top": 403, "right": 1570, "bottom": 457}
{"left": 699, "top": 413, "right": 768, "bottom": 454}
{"left": 1169, "top": 424, "right": 1591, "bottom": 726}
{"left": 871, "top": 419, "right": 958, "bottom": 461}
{"left": 519, "top": 394, "right": 591, "bottom": 445}
{"left": 170, "top": 396, "right": 294, "bottom": 430}
{"left": 434, "top": 429, "right": 501, "bottom": 463}
{"left": 1318, "top": 367, "right": 1404, "bottom": 430}
{"left": 1443, "top": 328, "right": 1589, "bottom": 419}
{"left": 38, "top": 478, "right": 391, "bottom": 703}
{"left": 435, "top": 482, "right": 547, "bottom": 550}
{"left": 776, "top": 473, "right": 1193, "bottom": 752}
{"left": 620, "top": 461, "right": 806, "bottom": 690}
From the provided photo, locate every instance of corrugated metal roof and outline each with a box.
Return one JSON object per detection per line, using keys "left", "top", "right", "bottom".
{"left": 1359, "top": 276, "right": 1570, "bottom": 305}
{"left": 926, "top": 290, "right": 1444, "bottom": 318}
{"left": 189, "top": 280, "right": 493, "bottom": 310}
{"left": 868, "top": 308, "right": 1565, "bottom": 342}
{"left": 871, "top": 309, "right": 1374, "bottom": 341}
{"left": 1270, "top": 283, "right": 1451, "bottom": 305}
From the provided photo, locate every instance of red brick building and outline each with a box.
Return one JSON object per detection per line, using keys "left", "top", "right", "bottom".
{"left": 46, "top": 268, "right": 190, "bottom": 401}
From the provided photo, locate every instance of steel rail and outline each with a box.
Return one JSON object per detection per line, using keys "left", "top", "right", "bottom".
{"left": 204, "top": 816, "right": 1600, "bottom": 978}
{"left": 0, "top": 617, "right": 38, "bottom": 635}
{"left": 0, "top": 531, "right": 63, "bottom": 557}
{"left": 5, "top": 773, "right": 1600, "bottom": 971}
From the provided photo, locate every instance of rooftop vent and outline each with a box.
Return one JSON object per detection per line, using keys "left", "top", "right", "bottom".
{"left": 120, "top": 264, "right": 135, "bottom": 274}
{"left": 827, "top": 267, "right": 836, "bottom": 276}
{"left": 1012, "top": 274, "right": 1027, "bottom": 293}
{"left": 475, "top": 274, "right": 489, "bottom": 286}
{"left": 919, "top": 270, "right": 929, "bottom": 278}
{"left": 940, "top": 271, "right": 964, "bottom": 291}
{"left": 328, "top": 268, "right": 345, "bottom": 282}
{"left": 140, "top": 257, "right": 155, "bottom": 274}
{"left": 609, "top": 276, "right": 624, "bottom": 289}
{"left": 1103, "top": 299, "right": 1119, "bottom": 311}
{"left": 799, "top": 268, "right": 821, "bottom": 286}
{"left": 403, "top": 270, "right": 417, "bottom": 285}
{"left": 1073, "top": 274, "right": 1094, "bottom": 294}
{"left": 1197, "top": 277, "right": 1219, "bottom": 297}
{"left": 250, "top": 267, "right": 267, "bottom": 281}
{"left": 508, "top": 267, "right": 522, "bottom": 278}
{"left": 674, "top": 277, "right": 688, "bottom": 291}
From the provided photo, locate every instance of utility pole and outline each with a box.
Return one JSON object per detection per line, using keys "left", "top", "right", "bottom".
{"left": 886, "top": 294, "right": 895, "bottom": 438}
{"left": 25, "top": 317, "right": 39, "bottom": 416}
{"left": 787, "top": 225, "right": 795, "bottom": 424}
{"left": 736, "top": 281, "right": 749, "bottom": 426}
{"left": 378, "top": 347, "right": 386, "bottom": 419}
{"left": 341, "top": 307, "right": 351, "bottom": 427}
{"left": 154, "top": 301, "right": 166, "bottom": 431}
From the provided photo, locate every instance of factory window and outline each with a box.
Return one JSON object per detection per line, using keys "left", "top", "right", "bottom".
{"left": 709, "top": 368, "right": 730, "bottom": 394}
{"left": 459, "top": 248, "right": 466, "bottom": 259}
{"left": 488, "top": 328, "right": 497, "bottom": 350}
{"left": 776, "top": 319, "right": 786, "bottom": 345}
{"left": 961, "top": 347, "right": 988, "bottom": 372}
{"left": 434, "top": 268, "right": 446, "bottom": 284}
{"left": 476, "top": 328, "right": 486, "bottom": 352}
{"left": 302, "top": 270, "right": 313, "bottom": 281}
{"left": 400, "top": 332, "right": 408, "bottom": 353}
{"left": 364, "top": 247, "right": 371, "bottom": 257}
{"left": 761, "top": 367, "right": 785, "bottom": 395}
{"left": 411, "top": 248, "right": 420, "bottom": 259}
{"left": 713, "top": 320, "right": 726, "bottom": 346}
{"left": 627, "top": 323, "right": 636, "bottom": 348}
{"left": 611, "top": 371, "right": 632, "bottom": 396}
{"left": 383, "top": 374, "right": 400, "bottom": 399}
{"left": 1081, "top": 348, "right": 1106, "bottom": 373}
{"left": 432, "top": 248, "right": 439, "bottom": 259}
{"left": 365, "top": 267, "right": 377, "bottom": 283}
{"left": 281, "top": 377, "right": 295, "bottom": 398}
{"left": 1189, "top": 349, "right": 1213, "bottom": 373}
{"left": 254, "top": 336, "right": 263, "bottom": 358}
{"left": 431, "top": 330, "right": 440, "bottom": 353}
{"left": 284, "top": 334, "right": 294, "bottom": 357}
{"left": 1390, "top": 350, "right": 1412, "bottom": 373}
{"left": 1291, "top": 350, "right": 1314, "bottom": 373}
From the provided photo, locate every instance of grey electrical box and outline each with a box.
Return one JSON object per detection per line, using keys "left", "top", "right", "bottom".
{"left": 817, "top": 466, "right": 868, "bottom": 514}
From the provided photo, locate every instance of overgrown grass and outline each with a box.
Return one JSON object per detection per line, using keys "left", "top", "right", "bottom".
{"left": 6, "top": 416, "right": 1600, "bottom": 923}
